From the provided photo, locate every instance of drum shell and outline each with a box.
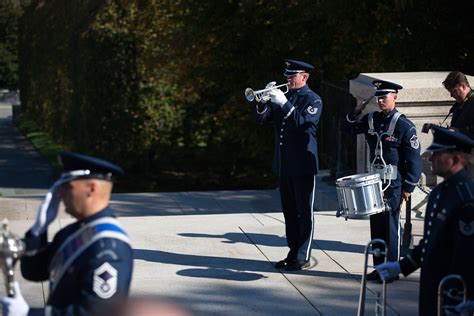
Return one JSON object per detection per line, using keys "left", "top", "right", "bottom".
{"left": 336, "top": 173, "right": 384, "bottom": 219}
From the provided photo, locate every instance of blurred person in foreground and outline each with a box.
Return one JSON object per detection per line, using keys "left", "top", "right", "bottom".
{"left": 1, "top": 152, "right": 133, "bottom": 316}
{"left": 106, "top": 296, "right": 194, "bottom": 316}
{"left": 376, "top": 126, "right": 474, "bottom": 316}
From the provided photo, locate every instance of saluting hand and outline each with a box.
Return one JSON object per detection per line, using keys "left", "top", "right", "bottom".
{"left": 354, "top": 96, "right": 373, "bottom": 114}
{"left": 30, "top": 181, "right": 62, "bottom": 236}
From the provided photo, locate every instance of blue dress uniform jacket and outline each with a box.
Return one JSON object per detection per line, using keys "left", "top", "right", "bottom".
{"left": 21, "top": 207, "right": 133, "bottom": 316}
{"left": 254, "top": 85, "right": 322, "bottom": 176}
{"left": 254, "top": 84, "right": 322, "bottom": 263}
{"left": 341, "top": 108, "right": 422, "bottom": 263}
{"left": 341, "top": 108, "right": 422, "bottom": 192}
{"left": 399, "top": 169, "right": 474, "bottom": 316}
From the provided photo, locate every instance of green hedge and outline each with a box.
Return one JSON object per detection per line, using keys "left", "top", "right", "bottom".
{"left": 16, "top": 0, "right": 474, "bottom": 191}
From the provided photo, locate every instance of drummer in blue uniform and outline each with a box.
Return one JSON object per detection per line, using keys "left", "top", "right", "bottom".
{"left": 1, "top": 152, "right": 133, "bottom": 316}
{"left": 254, "top": 59, "right": 323, "bottom": 271}
{"left": 341, "top": 79, "right": 422, "bottom": 282}
{"left": 376, "top": 126, "right": 474, "bottom": 316}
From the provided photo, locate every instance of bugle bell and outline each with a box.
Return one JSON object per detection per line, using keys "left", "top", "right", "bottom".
{"left": 244, "top": 82, "right": 289, "bottom": 103}
{"left": 358, "top": 239, "right": 388, "bottom": 316}
{"left": 437, "top": 274, "right": 467, "bottom": 316}
{"left": 0, "top": 219, "right": 25, "bottom": 297}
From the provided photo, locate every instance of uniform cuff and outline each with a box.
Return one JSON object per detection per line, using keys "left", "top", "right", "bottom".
{"left": 23, "top": 230, "right": 47, "bottom": 255}
{"left": 399, "top": 254, "right": 418, "bottom": 276}
{"left": 256, "top": 104, "right": 268, "bottom": 114}
{"left": 402, "top": 181, "right": 416, "bottom": 193}
{"left": 346, "top": 111, "right": 359, "bottom": 123}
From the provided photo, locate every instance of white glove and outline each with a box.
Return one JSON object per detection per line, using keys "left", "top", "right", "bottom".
{"left": 455, "top": 300, "right": 474, "bottom": 316}
{"left": 257, "top": 82, "right": 277, "bottom": 103}
{"left": 375, "top": 261, "right": 401, "bottom": 281}
{"left": 354, "top": 96, "right": 373, "bottom": 113}
{"left": 268, "top": 88, "right": 288, "bottom": 107}
{"left": 30, "top": 180, "right": 62, "bottom": 236}
{"left": 1, "top": 282, "right": 29, "bottom": 316}
{"left": 265, "top": 81, "right": 276, "bottom": 89}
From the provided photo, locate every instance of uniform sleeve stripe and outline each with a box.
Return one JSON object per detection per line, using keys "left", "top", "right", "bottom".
{"left": 284, "top": 106, "right": 295, "bottom": 120}
{"left": 405, "top": 179, "right": 418, "bottom": 186}
{"left": 256, "top": 105, "right": 268, "bottom": 114}
{"left": 346, "top": 114, "right": 356, "bottom": 123}
{"left": 406, "top": 253, "right": 418, "bottom": 269}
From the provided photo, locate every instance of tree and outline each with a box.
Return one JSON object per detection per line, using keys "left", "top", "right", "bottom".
{"left": 0, "top": 0, "right": 26, "bottom": 89}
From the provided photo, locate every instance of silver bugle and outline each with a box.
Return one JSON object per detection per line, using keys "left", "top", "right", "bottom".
{"left": 245, "top": 83, "right": 289, "bottom": 102}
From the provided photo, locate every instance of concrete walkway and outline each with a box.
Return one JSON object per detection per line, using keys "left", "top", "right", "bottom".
{"left": 0, "top": 103, "right": 422, "bottom": 315}
{"left": 0, "top": 102, "right": 56, "bottom": 196}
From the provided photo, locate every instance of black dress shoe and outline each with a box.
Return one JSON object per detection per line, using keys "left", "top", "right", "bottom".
{"left": 366, "top": 270, "right": 380, "bottom": 281}
{"left": 274, "top": 258, "right": 296, "bottom": 269}
{"left": 284, "top": 260, "right": 310, "bottom": 271}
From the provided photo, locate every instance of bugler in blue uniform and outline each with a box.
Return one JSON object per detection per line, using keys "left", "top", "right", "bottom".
{"left": 341, "top": 80, "right": 422, "bottom": 281}
{"left": 376, "top": 126, "right": 474, "bottom": 315}
{"left": 1, "top": 152, "right": 133, "bottom": 316}
{"left": 254, "top": 59, "right": 323, "bottom": 271}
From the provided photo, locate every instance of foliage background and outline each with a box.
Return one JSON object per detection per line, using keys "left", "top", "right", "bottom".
{"left": 2, "top": 0, "right": 474, "bottom": 191}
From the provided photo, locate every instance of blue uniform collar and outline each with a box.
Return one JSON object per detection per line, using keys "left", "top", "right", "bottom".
{"left": 380, "top": 108, "right": 398, "bottom": 118}
{"left": 290, "top": 84, "right": 309, "bottom": 94}
{"left": 81, "top": 207, "right": 115, "bottom": 225}
{"left": 444, "top": 167, "right": 470, "bottom": 185}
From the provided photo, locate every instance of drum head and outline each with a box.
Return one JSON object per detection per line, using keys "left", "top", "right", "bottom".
{"left": 336, "top": 173, "right": 381, "bottom": 187}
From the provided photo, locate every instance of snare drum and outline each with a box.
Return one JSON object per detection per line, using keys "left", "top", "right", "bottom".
{"left": 336, "top": 173, "right": 385, "bottom": 219}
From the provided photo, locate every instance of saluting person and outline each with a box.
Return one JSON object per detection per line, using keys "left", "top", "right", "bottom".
{"left": 341, "top": 80, "right": 422, "bottom": 282}
{"left": 1, "top": 152, "right": 133, "bottom": 316}
{"left": 254, "top": 59, "right": 323, "bottom": 271}
{"left": 376, "top": 126, "right": 474, "bottom": 316}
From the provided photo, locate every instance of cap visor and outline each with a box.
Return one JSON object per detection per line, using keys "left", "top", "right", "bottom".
{"left": 374, "top": 91, "right": 395, "bottom": 97}
{"left": 425, "top": 143, "right": 456, "bottom": 152}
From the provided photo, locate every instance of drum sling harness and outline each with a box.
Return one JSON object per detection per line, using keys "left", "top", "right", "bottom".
{"left": 367, "top": 111, "right": 401, "bottom": 191}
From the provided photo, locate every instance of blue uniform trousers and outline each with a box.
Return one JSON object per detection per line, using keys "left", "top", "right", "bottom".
{"left": 279, "top": 175, "right": 316, "bottom": 262}
{"left": 370, "top": 187, "right": 401, "bottom": 264}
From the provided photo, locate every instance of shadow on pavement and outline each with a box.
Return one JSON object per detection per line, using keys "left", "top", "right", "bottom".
{"left": 134, "top": 249, "right": 360, "bottom": 281}
{"left": 178, "top": 232, "right": 365, "bottom": 254}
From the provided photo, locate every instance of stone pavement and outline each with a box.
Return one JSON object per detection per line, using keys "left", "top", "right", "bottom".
{"left": 0, "top": 102, "right": 423, "bottom": 315}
